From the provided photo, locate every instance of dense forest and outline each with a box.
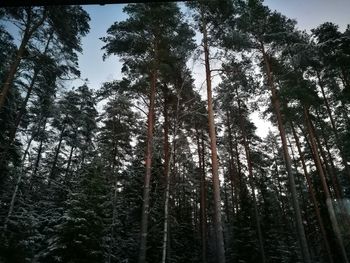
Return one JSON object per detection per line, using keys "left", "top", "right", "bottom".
{"left": 0, "top": 1, "right": 350, "bottom": 262}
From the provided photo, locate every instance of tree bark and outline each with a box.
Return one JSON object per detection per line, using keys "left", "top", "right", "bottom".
{"left": 226, "top": 111, "right": 239, "bottom": 214}
{"left": 138, "top": 69, "right": 157, "bottom": 263}
{"left": 0, "top": 8, "right": 47, "bottom": 112}
{"left": 48, "top": 124, "right": 65, "bottom": 187}
{"left": 271, "top": 143, "right": 287, "bottom": 218}
{"left": 201, "top": 7, "right": 226, "bottom": 262}
{"left": 161, "top": 88, "right": 178, "bottom": 263}
{"left": 290, "top": 121, "right": 334, "bottom": 263}
{"left": 3, "top": 127, "right": 36, "bottom": 231}
{"left": 31, "top": 118, "right": 47, "bottom": 185}
{"left": 237, "top": 98, "right": 266, "bottom": 263}
{"left": 64, "top": 146, "right": 75, "bottom": 181}
{"left": 261, "top": 44, "right": 311, "bottom": 263}
{"left": 314, "top": 110, "right": 343, "bottom": 199}
{"left": 7, "top": 31, "right": 54, "bottom": 149}
{"left": 304, "top": 106, "right": 349, "bottom": 263}
{"left": 196, "top": 128, "right": 207, "bottom": 263}
{"left": 233, "top": 130, "right": 244, "bottom": 210}
{"left": 316, "top": 72, "right": 350, "bottom": 182}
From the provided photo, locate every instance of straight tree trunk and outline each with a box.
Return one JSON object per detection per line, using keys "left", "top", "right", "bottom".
{"left": 261, "top": 44, "right": 311, "bottom": 263}
{"left": 290, "top": 121, "right": 334, "bottom": 263}
{"left": 108, "top": 175, "right": 118, "bottom": 263}
{"left": 196, "top": 128, "right": 207, "bottom": 263}
{"left": 161, "top": 88, "right": 179, "bottom": 263}
{"left": 236, "top": 98, "right": 266, "bottom": 263}
{"left": 340, "top": 68, "right": 350, "bottom": 97}
{"left": 48, "top": 124, "right": 65, "bottom": 187}
{"left": 304, "top": 106, "right": 349, "bottom": 263}
{"left": 270, "top": 138, "right": 296, "bottom": 238}
{"left": 234, "top": 131, "right": 243, "bottom": 211}
{"left": 223, "top": 183, "right": 230, "bottom": 226}
{"left": 31, "top": 118, "right": 47, "bottom": 185}
{"left": 271, "top": 139, "right": 287, "bottom": 218}
{"left": 201, "top": 131, "right": 208, "bottom": 261}
{"left": 138, "top": 69, "right": 158, "bottom": 263}
{"left": 108, "top": 122, "right": 120, "bottom": 263}
{"left": 64, "top": 145, "right": 75, "bottom": 180}
{"left": 226, "top": 111, "right": 239, "bottom": 214}
{"left": 201, "top": 8, "right": 226, "bottom": 263}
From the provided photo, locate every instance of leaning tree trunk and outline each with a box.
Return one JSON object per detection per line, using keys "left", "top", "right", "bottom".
{"left": 316, "top": 72, "right": 350, "bottom": 181}
{"left": 138, "top": 68, "right": 158, "bottom": 263}
{"left": 6, "top": 30, "right": 54, "bottom": 150}
{"left": 0, "top": 8, "right": 47, "bottom": 112}
{"left": 290, "top": 121, "right": 334, "bottom": 263}
{"left": 314, "top": 110, "right": 343, "bottom": 199}
{"left": 261, "top": 43, "right": 311, "bottom": 263}
{"left": 304, "top": 106, "right": 349, "bottom": 263}
{"left": 201, "top": 7, "right": 226, "bottom": 263}
{"left": 3, "top": 124, "right": 38, "bottom": 232}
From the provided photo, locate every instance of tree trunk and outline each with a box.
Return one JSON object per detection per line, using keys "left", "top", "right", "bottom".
{"left": 196, "top": 128, "right": 207, "bottom": 263}
{"left": 287, "top": 134, "right": 310, "bottom": 231}
{"left": 234, "top": 131, "right": 243, "bottom": 211}
{"left": 226, "top": 111, "right": 239, "bottom": 214}
{"left": 261, "top": 44, "right": 311, "bottom": 263}
{"left": 64, "top": 145, "right": 75, "bottom": 181}
{"left": 108, "top": 121, "right": 120, "bottom": 263}
{"left": 310, "top": 120, "right": 337, "bottom": 198}
{"left": 314, "top": 110, "right": 343, "bottom": 199}
{"left": 0, "top": 8, "right": 47, "bottom": 112}
{"left": 161, "top": 88, "right": 178, "bottom": 263}
{"left": 271, "top": 138, "right": 287, "bottom": 218}
{"left": 48, "top": 125, "right": 65, "bottom": 187}
{"left": 31, "top": 118, "right": 47, "bottom": 185}
{"left": 201, "top": 7, "right": 226, "bottom": 262}
{"left": 138, "top": 69, "right": 157, "bottom": 263}
{"left": 3, "top": 115, "right": 48, "bottom": 232}
{"left": 7, "top": 31, "right": 54, "bottom": 149}
{"left": 237, "top": 98, "right": 266, "bottom": 263}
{"left": 316, "top": 72, "right": 350, "bottom": 182}
{"left": 3, "top": 128, "right": 36, "bottom": 231}
{"left": 304, "top": 106, "right": 349, "bottom": 263}
{"left": 290, "top": 121, "right": 334, "bottom": 263}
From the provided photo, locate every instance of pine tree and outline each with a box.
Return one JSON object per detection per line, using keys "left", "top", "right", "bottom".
{"left": 102, "top": 3, "right": 195, "bottom": 262}
{"left": 219, "top": 1, "right": 312, "bottom": 261}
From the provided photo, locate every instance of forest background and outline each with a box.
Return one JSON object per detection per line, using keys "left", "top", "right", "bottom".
{"left": 1, "top": 0, "right": 350, "bottom": 263}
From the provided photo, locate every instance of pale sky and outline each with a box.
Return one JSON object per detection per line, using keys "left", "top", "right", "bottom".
{"left": 72, "top": 1, "right": 349, "bottom": 137}
{"left": 265, "top": 0, "right": 350, "bottom": 32}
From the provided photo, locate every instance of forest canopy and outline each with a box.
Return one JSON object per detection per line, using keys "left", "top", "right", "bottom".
{"left": 0, "top": 1, "right": 350, "bottom": 263}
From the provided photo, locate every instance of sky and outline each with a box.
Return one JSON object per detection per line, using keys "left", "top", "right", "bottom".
{"left": 265, "top": 0, "right": 350, "bottom": 32}
{"left": 75, "top": 4, "right": 126, "bottom": 89}
{"left": 76, "top": 0, "right": 350, "bottom": 90}
{"left": 73, "top": 0, "right": 349, "bottom": 137}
